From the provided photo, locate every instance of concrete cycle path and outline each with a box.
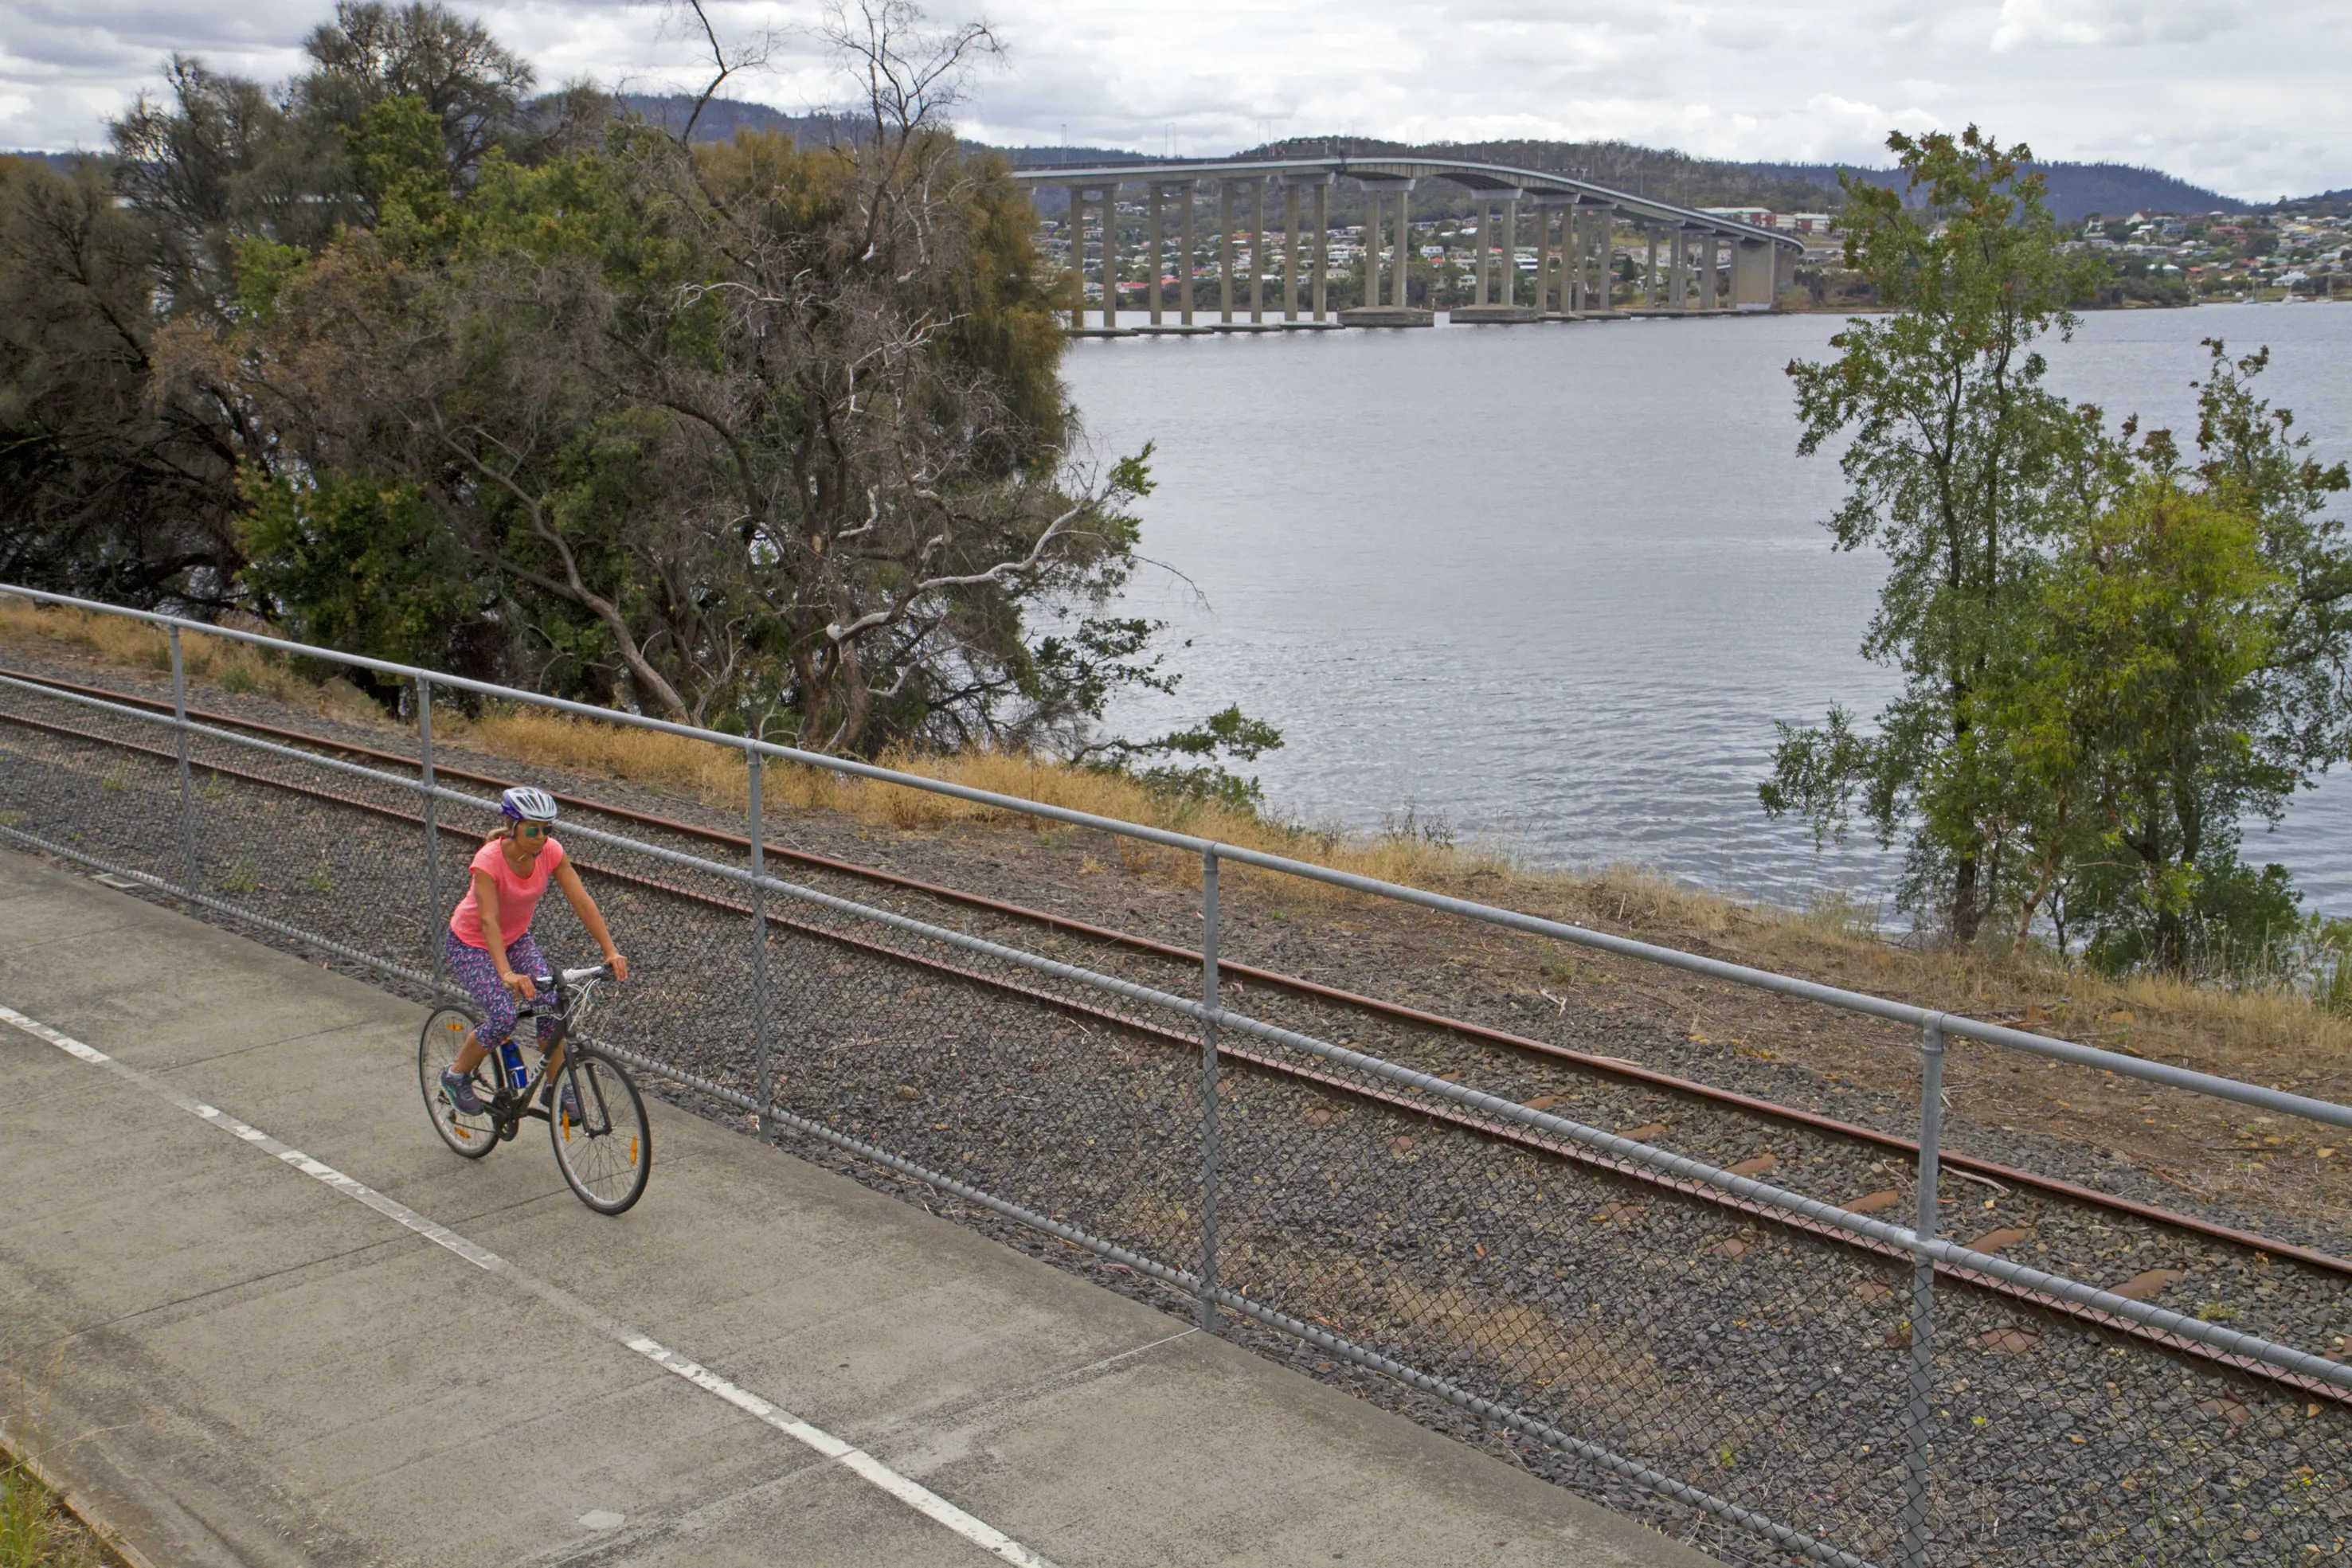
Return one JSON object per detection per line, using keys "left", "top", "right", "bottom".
{"left": 0, "top": 845, "right": 1723, "bottom": 1568}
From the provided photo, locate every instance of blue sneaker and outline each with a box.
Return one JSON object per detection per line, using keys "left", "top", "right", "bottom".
{"left": 440, "top": 1066, "right": 488, "bottom": 1116}
{"left": 539, "top": 1077, "right": 581, "bottom": 1122}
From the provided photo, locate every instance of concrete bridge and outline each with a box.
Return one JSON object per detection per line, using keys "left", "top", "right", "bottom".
{"left": 1013, "top": 155, "right": 1806, "bottom": 333}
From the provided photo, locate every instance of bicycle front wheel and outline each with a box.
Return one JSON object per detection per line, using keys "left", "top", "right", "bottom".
{"left": 419, "top": 1004, "right": 497, "bottom": 1159}
{"left": 550, "top": 1050, "right": 651, "bottom": 1214}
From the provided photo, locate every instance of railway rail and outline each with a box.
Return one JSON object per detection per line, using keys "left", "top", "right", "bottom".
{"left": 3, "top": 661, "right": 2347, "bottom": 1409}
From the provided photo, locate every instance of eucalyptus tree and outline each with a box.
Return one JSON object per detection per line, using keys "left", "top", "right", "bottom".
{"left": 0, "top": 154, "right": 246, "bottom": 605}
{"left": 1990, "top": 347, "right": 2352, "bottom": 972}
{"left": 295, "top": 0, "right": 538, "bottom": 181}
{"left": 1762, "top": 131, "right": 2352, "bottom": 972}
{"left": 113, "top": 2, "right": 539, "bottom": 321}
{"left": 222, "top": 0, "right": 1168, "bottom": 757}
{"left": 0, "top": 2, "right": 559, "bottom": 614}
{"left": 1760, "top": 127, "right": 2107, "bottom": 943}
{"left": 13, "top": 0, "right": 1223, "bottom": 768}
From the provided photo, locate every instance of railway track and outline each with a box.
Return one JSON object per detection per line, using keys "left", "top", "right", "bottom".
{"left": 4, "top": 662, "right": 2347, "bottom": 1406}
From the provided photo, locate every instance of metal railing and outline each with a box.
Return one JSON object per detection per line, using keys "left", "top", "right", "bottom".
{"left": 2, "top": 582, "right": 2349, "bottom": 1568}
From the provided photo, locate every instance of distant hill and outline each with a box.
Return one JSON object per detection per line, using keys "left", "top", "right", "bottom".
{"left": 1751, "top": 159, "right": 2246, "bottom": 221}
{"left": 2, "top": 151, "right": 103, "bottom": 173}
{"left": 1206, "top": 136, "right": 2248, "bottom": 221}
{"left": 610, "top": 94, "right": 867, "bottom": 147}
{"left": 2268, "top": 189, "right": 2352, "bottom": 218}
{"left": 2, "top": 96, "right": 2312, "bottom": 217}
{"left": 2000, "top": 162, "right": 2246, "bottom": 221}
{"left": 607, "top": 95, "right": 1150, "bottom": 171}
{"left": 1243, "top": 137, "right": 1849, "bottom": 217}
{"left": 996, "top": 146, "right": 1171, "bottom": 170}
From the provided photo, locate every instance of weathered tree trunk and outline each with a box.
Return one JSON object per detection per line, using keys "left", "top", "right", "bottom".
{"left": 1951, "top": 855, "right": 1982, "bottom": 945}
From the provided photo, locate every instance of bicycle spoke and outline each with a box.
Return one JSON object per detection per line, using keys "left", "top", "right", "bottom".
{"left": 550, "top": 1052, "right": 650, "bottom": 1214}
{"left": 419, "top": 1005, "right": 497, "bottom": 1160}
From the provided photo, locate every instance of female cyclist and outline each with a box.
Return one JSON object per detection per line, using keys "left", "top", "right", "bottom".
{"left": 438, "top": 786, "right": 628, "bottom": 1116}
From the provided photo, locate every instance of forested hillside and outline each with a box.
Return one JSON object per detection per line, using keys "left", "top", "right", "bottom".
{"left": 1753, "top": 158, "right": 2244, "bottom": 221}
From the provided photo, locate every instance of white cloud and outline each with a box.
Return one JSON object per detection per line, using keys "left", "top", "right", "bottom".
{"left": 1700, "top": 11, "right": 1793, "bottom": 51}
{"left": 2, "top": 0, "right": 2346, "bottom": 197}
{"left": 1991, "top": 0, "right": 2244, "bottom": 49}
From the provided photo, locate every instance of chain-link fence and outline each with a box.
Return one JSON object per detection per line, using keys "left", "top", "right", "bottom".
{"left": 4, "top": 586, "right": 2351, "bottom": 1568}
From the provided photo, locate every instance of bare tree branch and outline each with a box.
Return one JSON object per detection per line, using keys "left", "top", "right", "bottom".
{"left": 667, "top": 0, "right": 777, "bottom": 147}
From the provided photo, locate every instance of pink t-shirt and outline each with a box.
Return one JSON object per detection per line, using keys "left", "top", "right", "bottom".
{"left": 449, "top": 837, "right": 565, "bottom": 951}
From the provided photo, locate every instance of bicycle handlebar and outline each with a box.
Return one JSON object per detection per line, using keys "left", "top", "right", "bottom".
{"left": 518, "top": 964, "right": 612, "bottom": 992}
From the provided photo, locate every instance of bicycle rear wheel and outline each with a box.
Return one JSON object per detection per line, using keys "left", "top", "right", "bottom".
{"left": 419, "top": 1004, "right": 498, "bottom": 1159}
{"left": 550, "top": 1050, "right": 651, "bottom": 1214}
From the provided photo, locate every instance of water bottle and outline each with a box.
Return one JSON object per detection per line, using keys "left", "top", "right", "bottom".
{"left": 499, "top": 1042, "right": 527, "bottom": 1093}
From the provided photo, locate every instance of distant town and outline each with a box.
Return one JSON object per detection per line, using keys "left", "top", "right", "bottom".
{"left": 2068, "top": 208, "right": 2350, "bottom": 303}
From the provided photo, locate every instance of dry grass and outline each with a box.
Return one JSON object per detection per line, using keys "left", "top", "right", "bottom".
{"left": 455, "top": 705, "right": 1510, "bottom": 900}
{"left": 1493, "top": 858, "right": 2352, "bottom": 1088}
{"left": 0, "top": 600, "right": 376, "bottom": 725}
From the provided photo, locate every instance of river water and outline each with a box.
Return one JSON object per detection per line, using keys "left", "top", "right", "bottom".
{"left": 1064, "top": 303, "right": 2352, "bottom": 916}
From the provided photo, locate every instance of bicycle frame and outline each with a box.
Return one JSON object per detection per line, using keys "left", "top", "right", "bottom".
{"left": 479, "top": 965, "right": 616, "bottom": 1136}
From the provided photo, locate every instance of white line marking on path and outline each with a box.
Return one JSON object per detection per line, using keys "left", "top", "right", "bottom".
{"left": 0, "top": 1001, "right": 1060, "bottom": 1568}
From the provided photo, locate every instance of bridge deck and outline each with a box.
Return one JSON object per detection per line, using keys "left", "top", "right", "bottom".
{"left": 0, "top": 846, "right": 1719, "bottom": 1568}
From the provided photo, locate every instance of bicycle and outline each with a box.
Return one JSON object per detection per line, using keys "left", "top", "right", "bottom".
{"left": 417, "top": 962, "right": 652, "bottom": 1214}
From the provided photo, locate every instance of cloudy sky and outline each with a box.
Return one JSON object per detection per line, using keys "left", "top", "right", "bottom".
{"left": 3, "top": 0, "right": 2343, "bottom": 199}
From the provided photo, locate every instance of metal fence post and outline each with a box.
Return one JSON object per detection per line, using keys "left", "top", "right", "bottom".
{"left": 749, "top": 750, "right": 771, "bottom": 1142}
{"left": 167, "top": 624, "right": 196, "bottom": 911}
{"left": 1199, "top": 847, "right": 1223, "bottom": 1335}
{"left": 417, "top": 676, "right": 441, "bottom": 983}
{"left": 1901, "top": 1021, "right": 1946, "bottom": 1568}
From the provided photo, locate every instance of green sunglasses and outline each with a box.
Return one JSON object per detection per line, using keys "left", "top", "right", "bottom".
{"left": 514, "top": 822, "right": 549, "bottom": 839}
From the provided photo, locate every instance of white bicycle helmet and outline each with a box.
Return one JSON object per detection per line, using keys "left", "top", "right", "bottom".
{"left": 499, "top": 785, "right": 560, "bottom": 823}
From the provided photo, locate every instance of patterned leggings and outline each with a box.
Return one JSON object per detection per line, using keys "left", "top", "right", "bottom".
{"left": 444, "top": 930, "right": 561, "bottom": 1054}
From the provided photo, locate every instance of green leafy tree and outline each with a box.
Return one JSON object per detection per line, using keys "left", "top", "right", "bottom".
{"left": 1082, "top": 703, "right": 1286, "bottom": 810}
{"left": 11, "top": 1, "right": 1271, "bottom": 769}
{"left": 1772, "top": 287, "right": 2352, "bottom": 972}
{"left": 347, "top": 94, "right": 460, "bottom": 238}
{"left": 206, "top": 0, "right": 1193, "bottom": 758}
{"left": 1989, "top": 473, "right": 2290, "bottom": 968}
{"left": 236, "top": 467, "right": 476, "bottom": 674}
{"left": 1981, "top": 342, "right": 2352, "bottom": 973}
{"left": 1760, "top": 127, "right": 2107, "bottom": 942}
{"left": 0, "top": 1, "right": 562, "bottom": 616}
{"left": 293, "top": 1, "right": 536, "bottom": 182}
